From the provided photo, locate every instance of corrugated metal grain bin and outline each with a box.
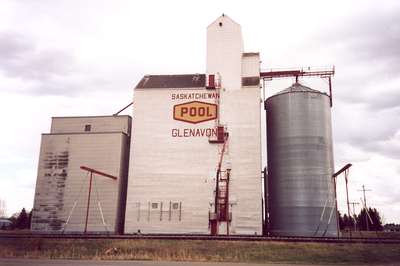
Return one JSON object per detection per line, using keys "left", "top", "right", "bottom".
{"left": 266, "top": 83, "right": 338, "bottom": 237}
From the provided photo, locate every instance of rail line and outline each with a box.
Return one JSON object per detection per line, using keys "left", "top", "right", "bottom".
{"left": 1, "top": 233, "right": 400, "bottom": 244}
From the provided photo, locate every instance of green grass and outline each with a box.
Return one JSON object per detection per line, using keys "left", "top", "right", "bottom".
{"left": 0, "top": 238, "right": 400, "bottom": 264}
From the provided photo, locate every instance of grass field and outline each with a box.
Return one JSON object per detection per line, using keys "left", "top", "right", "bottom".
{"left": 340, "top": 230, "right": 400, "bottom": 239}
{"left": 1, "top": 238, "right": 400, "bottom": 264}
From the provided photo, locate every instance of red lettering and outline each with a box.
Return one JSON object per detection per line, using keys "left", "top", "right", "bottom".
{"left": 198, "top": 107, "right": 205, "bottom": 116}
{"left": 207, "top": 107, "right": 213, "bottom": 117}
{"left": 181, "top": 107, "right": 188, "bottom": 116}
{"left": 171, "top": 128, "right": 218, "bottom": 137}
{"left": 189, "top": 107, "right": 196, "bottom": 116}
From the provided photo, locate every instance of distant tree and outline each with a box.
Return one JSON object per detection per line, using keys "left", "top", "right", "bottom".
{"left": 369, "top": 208, "right": 383, "bottom": 231}
{"left": 356, "top": 208, "right": 365, "bottom": 230}
{"left": 15, "top": 208, "right": 29, "bottom": 229}
{"left": 338, "top": 211, "right": 355, "bottom": 230}
{"left": 384, "top": 223, "right": 400, "bottom": 231}
{"left": 356, "top": 207, "right": 383, "bottom": 231}
{"left": 28, "top": 209, "right": 32, "bottom": 229}
{"left": 338, "top": 211, "right": 345, "bottom": 230}
{"left": 343, "top": 214, "right": 355, "bottom": 229}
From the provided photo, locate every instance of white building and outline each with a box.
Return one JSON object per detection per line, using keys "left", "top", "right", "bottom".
{"left": 31, "top": 116, "right": 131, "bottom": 233}
{"left": 124, "top": 15, "right": 263, "bottom": 235}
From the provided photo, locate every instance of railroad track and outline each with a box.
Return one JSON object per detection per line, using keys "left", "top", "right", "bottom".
{"left": 1, "top": 233, "right": 400, "bottom": 244}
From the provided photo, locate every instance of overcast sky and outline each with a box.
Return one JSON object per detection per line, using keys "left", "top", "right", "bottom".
{"left": 1, "top": 0, "right": 399, "bottom": 223}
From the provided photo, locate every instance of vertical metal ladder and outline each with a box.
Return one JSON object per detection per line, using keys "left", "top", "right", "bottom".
{"left": 209, "top": 128, "right": 231, "bottom": 235}
{"left": 216, "top": 169, "right": 231, "bottom": 223}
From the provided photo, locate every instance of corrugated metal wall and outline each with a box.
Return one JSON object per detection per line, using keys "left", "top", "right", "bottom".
{"left": 266, "top": 84, "right": 338, "bottom": 237}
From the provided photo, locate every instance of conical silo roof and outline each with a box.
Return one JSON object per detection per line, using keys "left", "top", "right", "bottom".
{"left": 274, "top": 82, "right": 322, "bottom": 96}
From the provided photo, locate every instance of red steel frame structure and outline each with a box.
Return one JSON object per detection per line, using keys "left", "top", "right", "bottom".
{"left": 260, "top": 66, "right": 335, "bottom": 106}
{"left": 333, "top": 163, "right": 353, "bottom": 237}
{"left": 80, "top": 166, "right": 118, "bottom": 234}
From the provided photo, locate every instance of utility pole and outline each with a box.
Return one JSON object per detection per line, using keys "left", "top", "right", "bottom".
{"left": 358, "top": 185, "right": 372, "bottom": 231}
{"left": 349, "top": 201, "right": 359, "bottom": 231}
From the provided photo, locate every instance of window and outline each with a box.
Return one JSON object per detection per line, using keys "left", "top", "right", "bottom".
{"left": 172, "top": 202, "right": 179, "bottom": 210}
{"left": 84, "top": 124, "right": 91, "bottom": 132}
{"left": 151, "top": 203, "right": 158, "bottom": 209}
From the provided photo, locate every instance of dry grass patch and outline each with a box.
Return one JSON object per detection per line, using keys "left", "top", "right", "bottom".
{"left": 0, "top": 238, "right": 400, "bottom": 264}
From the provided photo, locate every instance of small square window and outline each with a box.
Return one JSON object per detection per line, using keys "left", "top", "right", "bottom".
{"left": 84, "top": 124, "right": 91, "bottom": 132}
{"left": 172, "top": 203, "right": 179, "bottom": 210}
{"left": 151, "top": 203, "right": 158, "bottom": 209}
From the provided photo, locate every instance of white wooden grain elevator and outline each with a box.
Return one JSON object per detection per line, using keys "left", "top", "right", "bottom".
{"left": 124, "top": 15, "right": 263, "bottom": 235}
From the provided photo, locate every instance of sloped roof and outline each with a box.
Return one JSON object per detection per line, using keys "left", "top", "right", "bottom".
{"left": 207, "top": 14, "right": 241, "bottom": 29}
{"left": 135, "top": 74, "right": 206, "bottom": 89}
{"left": 243, "top": 52, "right": 259, "bottom": 57}
{"left": 274, "top": 83, "right": 322, "bottom": 95}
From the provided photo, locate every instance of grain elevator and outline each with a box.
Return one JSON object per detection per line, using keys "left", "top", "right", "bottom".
{"left": 31, "top": 116, "right": 131, "bottom": 233}
{"left": 31, "top": 15, "right": 339, "bottom": 237}
{"left": 124, "top": 15, "right": 263, "bottom": 235}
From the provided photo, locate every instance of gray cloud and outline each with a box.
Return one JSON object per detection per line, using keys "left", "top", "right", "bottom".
{"left": 321, "top": 8, "right": 400, "bottom": 66}
{"left": 0, "top": 32, "right": 75, "bottom": 79}
{"left": 335, "top": 84, "right": 400, "bottom": 112}
{"left": 0, "top": 31, "right": 142, "bottom": 97}
{"left": 0, "top": 32, "right": 80, "bottom": 95}
{"left": 0, "top": 32, "right": 31, "bottom": 60}
{"left": 355, "top": 140, "right": 400, "bottom": 160}
{"left": 371, "top": 91, "right": 400, "bottom": 111}
{"left": 314, "top": 6, "right": 400, "bottom": 111}
{"left": 333, "top": 97, "right": 400, "bottom": 160}
{"left": 319, "top": 5, "right": 400, "bottom": 164}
